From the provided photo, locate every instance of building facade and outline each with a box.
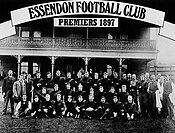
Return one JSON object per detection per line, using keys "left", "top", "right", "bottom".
{"left": 0, "top": 17, "right": 158, "bottom": 79}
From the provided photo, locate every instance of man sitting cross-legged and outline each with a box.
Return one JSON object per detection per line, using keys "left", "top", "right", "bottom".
{"left": 12, "top": 94, "right": 31, "bottom": 119}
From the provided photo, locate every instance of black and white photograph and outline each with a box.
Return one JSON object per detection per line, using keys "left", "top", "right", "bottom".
{"left": 0, "top": 0, "right": 175, "bottom": 132}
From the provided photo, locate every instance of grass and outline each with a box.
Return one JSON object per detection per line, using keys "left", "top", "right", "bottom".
{"left": 0, "top": 102, "right": 175, "bottom": 133}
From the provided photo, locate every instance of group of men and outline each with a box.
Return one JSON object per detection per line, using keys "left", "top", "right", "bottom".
{"left": 1, "top": 69, "right": 175, "bottom": 121}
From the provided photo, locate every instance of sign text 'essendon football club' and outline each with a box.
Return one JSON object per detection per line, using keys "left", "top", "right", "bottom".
{"left": 11, "top": 0, "right": 165, "bottom": 26}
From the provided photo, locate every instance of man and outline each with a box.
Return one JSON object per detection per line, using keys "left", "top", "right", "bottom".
{"left": 44, "top": 71, "right": 54, "bottom": 93}
{"left": 92, "top": 72, "right": 100, "bottom": 91}
{"left": 99, "top": 72, "right": 110, "bottom": 92}
{"left": 84, "top": 95, "right": 97, "bottom": 119}
{"left": 81, "top": 71, "right": 93, "bottom": 93}
{"left": 12, "top": 94, "right": 31, "bottom": 118}
{"left": 25, "top": 74, "right": 33, "bottom": 101}
{"left": 65, "top": 94, "right": 76, "bottom": 117}
{"left": 75, "top": 95, "right": 86, "bottom": 118}
{"left": 33, "top": 71, "right": 45, "bottom": 101}
{"left": 109, "top": 95, "right": 122, "bottom": 120}
{"left": 53, "top": 70, "right": 65, "bottom": 92}
{"left": 53, "top": 93, "right": 66, "bottom": 118}
{"left": 31, "top": 94, "right": 42, "bottom": 118}
{"left": 2, "top": 70, "right": 16, "bottom": 115}
{"left": 138, "top": 73, "right": 149, "bottom": 116}
{"left": 96, "top": 96, "right": 110, "bottom": 120}
{"left": 112, "top": 72, "right": 120, "bottom": 94}
{"left": 42, "top": 94, "right": 54, "bottom": 117}
{"left": 147, "top": 74, "right": 158, "bottom": 118}
{"left": 53, "top": 70, "right": 61, "bottom": 84}
{"left": 33, "top": 71, "right": 44, "bottom": 92}
{"left": 125, "top": 95, "right": 137, "bottom": 120}
{"left": 118, "top": 85, "right": 129, "bottom": 104}
{"left": 129, "top": 74, "right": 139, "bottom": 106}
{"left": 120, "top": 74, "right": 130, "bottom": 91}
{"left": 13, "top": 74, "right": 26, "bottom": 115}
{"left": 161, "top": 75, "right": 174, "bottom": 119}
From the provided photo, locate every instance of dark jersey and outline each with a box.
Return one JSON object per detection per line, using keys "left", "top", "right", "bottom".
{"left": 97, "top": 102, "right": 109, "bottom": 112}
{"left": 75, "top": 100, "right": 85, "bottom": 109}
{"left": 125, "top": 102, "right": 137, "bottom": 115}
{"left": 109, "top": 101, "right": 122, "bottom": 113}
{"left": 85, "top": 100, "right": 97, "bottom": 110}
{"left": 20, "top": 101, "right": 30, "bottom": 112}
{"left": 65, "top": 101, "right": 75, "bottom": 113}
{"left": 32, "top": 101, "right": 42, "bottom": 112}
{"left": 44, "top": 78, "right": 54, "bottom": 89}
{"left": 139, "top": 80, "right": 149, "bottom": 94}
{"left": 42, "top": 101, "right": 53, "bottom": 110}
{"left": 54, "top": 101, "right": 65, "bottom": 112}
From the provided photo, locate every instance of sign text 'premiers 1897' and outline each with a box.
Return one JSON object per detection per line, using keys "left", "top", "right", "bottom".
{"left": 54, "top": 18, "right": 118, "bottom": 27}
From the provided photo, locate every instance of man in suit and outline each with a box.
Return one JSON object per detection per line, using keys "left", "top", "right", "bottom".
{"left": 12, "top": 74, "right": 26, "bottom": 116}
{"left": 2, "top": 70, "right": 16, "bottom": 115}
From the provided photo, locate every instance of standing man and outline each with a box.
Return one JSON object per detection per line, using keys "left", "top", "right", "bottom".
{"left": 147, "top": 74, "right": 158, "bottom": 119}
{"left": 2, "top": 70, "right": 16, "bottom": 115}
{"left": 12, "top": 74, "right": 26, "bottom": 115}
{"left": 138, "top": 73, "right": 149, "bottom": 116}
{"left": 161, "top": 75, "right": 174, "bottom": 119}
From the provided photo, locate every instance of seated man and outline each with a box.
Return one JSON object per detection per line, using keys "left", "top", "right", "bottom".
{"left": 37, "top": 86, "right": 47, "bottom": 102}
{"left": 75, "top": 83, "right": 86, "bottom": 101}
{"left": 109, "top": 95, "right": 122, "bottom": 120}
{"left": 118, "top": 85, "right": 129, "bottom": 104}
{"left": 50, "top": 84, "right": 62, "bottom": 102}
{"left": 75, "top": 95, "right": 86, "bottom": 119}
{"left": 65, "top": 95, "right": 76, "bottom": 117}
{"left": 42, "top": 94, "right": 54, "bottom": 117}
{"left": 12, "top": 94, "right": 31, "bottom": 118}
{"left": 53, "top": 93, "right": 66, "bottom": 118}
{"left": 96, "top": 85, "right": 107, "bottom": 103}
{"left": 107, "top": 86, "right": 118, "bottom": 104}
{"left": 31, "top": 94, "right": 42, "bottom": 118}
{"left": 84, "top": 95, "right": 97, "bottom": 119}
{"left": 96, "top": 96, "right": 110, "bottom": 120}
{"left": 125, "top": 95, "right": 137, "bottom": 120}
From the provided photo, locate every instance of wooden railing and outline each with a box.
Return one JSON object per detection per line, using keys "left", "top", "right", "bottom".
{"left": 0, "top": 37, "right": 156, "bottom": 51}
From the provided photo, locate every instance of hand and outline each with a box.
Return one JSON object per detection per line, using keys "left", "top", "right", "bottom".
{"left": 53, "top": 111, "right": 56, "bottom": 115}
{"left": 62, "top": 111, "right": 65, "bottom": 115}
{"left": 31, "top": 113, "right": 34, "bottom": 117}
{"left": 113, "top": 112, "right": 117, "bottom": 117}
{"left": 2, "top": 92, "right": 5, "bottom": 98}
{"left": 131, "top": 114, "right": 134, "bottom": 119}
{"left": 37, "top": 83, "right": 41, "bottom": 87}
{"left": 43, "top": 109, "right": 48, "bottom": 113}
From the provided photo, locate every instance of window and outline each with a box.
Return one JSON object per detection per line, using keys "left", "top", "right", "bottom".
{"left": 120, "top": 35, "right": 128, "bottom": 40}
{"left": 34, "top": 31, "right": 41, "bottom": 37}
{"left": 21, "top": 62, "right": 28, "bottom": 74}
{"left": 33, "top": 63, "right": 39, "bottom": 74}
{"left": 33, "top": 31, "right": 41, "bottom": 41}
{"left": 21, "top": 31, "right": 29, "bottom": 37}
{"left": 21, "top": 31, "right": 30, "bottom": 41}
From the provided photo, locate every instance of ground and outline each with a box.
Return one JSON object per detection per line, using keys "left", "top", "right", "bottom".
{"left": 0, "top": 93, "right": 175, "bottom": 133}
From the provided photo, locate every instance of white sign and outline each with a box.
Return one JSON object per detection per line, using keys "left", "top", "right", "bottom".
{"left": 54, "top": 18, "right": 118, "bottom": 27}
{"left": 0, "top": 20, "right": 16, "bottom": 39}
{"left": 159, "top": 21, "right": 175, "bottom": 41}
{"left": 11, "top": 0, "right": 165, "bottom": 26}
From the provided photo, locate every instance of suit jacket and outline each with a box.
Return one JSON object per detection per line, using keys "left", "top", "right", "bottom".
{"left": 2, "top": 76, "right": 16, "bottom": 93}
{"left": 13, "top": 80, "right": 26, "bottom": 98}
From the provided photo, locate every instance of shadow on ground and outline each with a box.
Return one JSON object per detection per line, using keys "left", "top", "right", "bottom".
{"left": 0, "top": 101, "right": 175, "bottom": 133}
